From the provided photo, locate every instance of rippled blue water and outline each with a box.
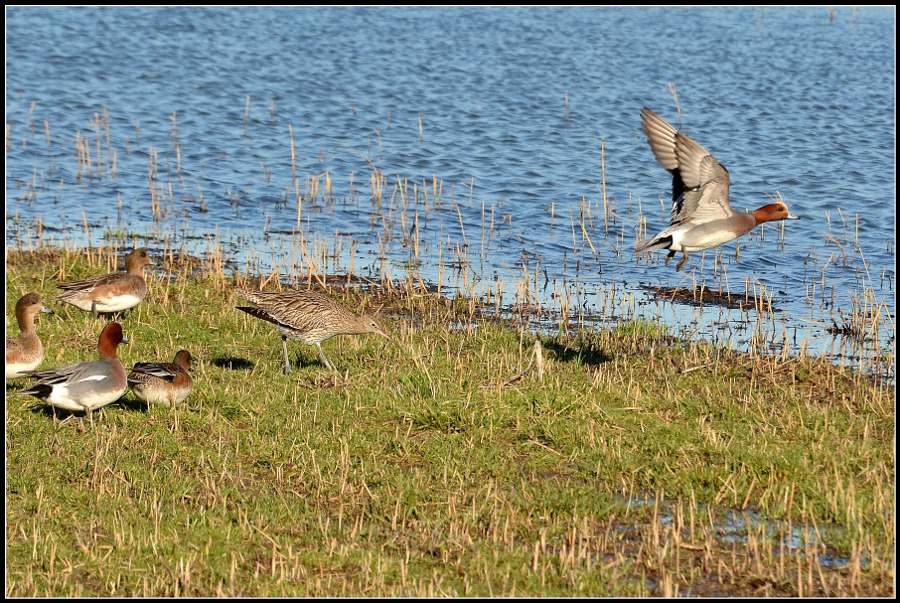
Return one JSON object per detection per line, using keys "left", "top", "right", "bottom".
{"left": 6, "top": 6, "right": 895, "bottom": 376}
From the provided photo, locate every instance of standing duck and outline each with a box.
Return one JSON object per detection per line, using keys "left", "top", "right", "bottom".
{"left": 19, "top": 322, "right": 128, "bottom": 421}
{"left": 54, "top": 248, "right": 152, "bottom": 317}
{"left": 128, "top": 349, "right": 194, "bottom": 408}
{"left": 6, "top": 292, "right": 54, "bottom": 379}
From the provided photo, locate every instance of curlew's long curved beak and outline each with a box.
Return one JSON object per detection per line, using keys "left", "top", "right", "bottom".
{"left": 376, "top": 329, "right": 401, "bottom": 349}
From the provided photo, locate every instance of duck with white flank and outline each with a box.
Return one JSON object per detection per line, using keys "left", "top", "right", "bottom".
{"left": 635, "top": 108, "right": 799, "bottom": 272}
{"left": 54, "top": 248, "right": 152, "bottom": 317}
{"left": 19, "top": 322, "right": 128, "bottom": 422}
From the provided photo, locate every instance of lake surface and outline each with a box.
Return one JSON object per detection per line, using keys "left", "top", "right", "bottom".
{"left": 6, "top": 6, "right": 895, "bottom": 379}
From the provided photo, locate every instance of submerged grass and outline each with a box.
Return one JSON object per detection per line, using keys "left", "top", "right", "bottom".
{"left": 5, "top": 248, "right": 894, "bottom": 597}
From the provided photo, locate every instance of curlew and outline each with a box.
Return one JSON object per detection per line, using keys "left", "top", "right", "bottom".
{"left": 236, "top": 288, "right": 396, "bottom": 375}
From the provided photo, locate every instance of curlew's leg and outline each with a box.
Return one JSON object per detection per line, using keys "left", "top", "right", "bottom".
{"left": 316, "top": 343, "right": 337, "bottom": 374}
{"left": 91, "top": 301, "right": 99, "bottom": 319}
{"left": 675, "top": 252, "right": 689, "bottom": 272}
{"left": 664, "top": 250, "right": 676, "bottom": 265}
{"left": 281, "top": 335, "right": 293, "bottom": 375}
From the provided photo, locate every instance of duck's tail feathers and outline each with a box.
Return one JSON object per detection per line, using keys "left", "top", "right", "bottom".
{"left": 635, "top": 233, "right": 673, "bottom": 254}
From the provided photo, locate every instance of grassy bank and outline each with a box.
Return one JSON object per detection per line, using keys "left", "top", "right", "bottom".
{"left": 5, "top": 247, "right": 894, "bottom": 597}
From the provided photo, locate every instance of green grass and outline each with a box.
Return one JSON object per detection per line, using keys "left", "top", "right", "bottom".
{"left": 5, "top": 248, "right": 894, "bottom": 596}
